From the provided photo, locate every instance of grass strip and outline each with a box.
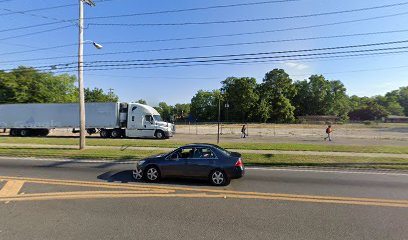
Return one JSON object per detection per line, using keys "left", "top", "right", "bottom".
{"left": 0, "top": 137, "right": 408, "bottom": 154}
{"left": 0, "top": 146, "right": 407, "bottom": 170}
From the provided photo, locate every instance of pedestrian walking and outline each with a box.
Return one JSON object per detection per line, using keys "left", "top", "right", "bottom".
{"left": 324, "top": 125, "right": 333, "bottom": 141}
{"left": 241, "top": 124, "right": 247, "bottom": 138}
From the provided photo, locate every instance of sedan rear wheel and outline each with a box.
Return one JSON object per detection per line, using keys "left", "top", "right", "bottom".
{"left": 210, "top": 170, "right": 230, "bottom": 186}
{"left": 144, "top": 166, "right": 160, "bottom": 182}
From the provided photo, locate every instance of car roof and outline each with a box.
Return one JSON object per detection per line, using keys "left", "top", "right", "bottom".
{"left": 181, "top": 143, "right": 220, "bottom": 148}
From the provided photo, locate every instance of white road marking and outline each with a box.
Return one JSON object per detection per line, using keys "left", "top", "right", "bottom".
{"left": 246, "top": 167, "right": 408, "bottom": 176}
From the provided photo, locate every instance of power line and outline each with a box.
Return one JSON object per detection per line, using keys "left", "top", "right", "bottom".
{"left": 0, "top": 25, "right": 72, "bottom": 41}
{"left": 48, "top": 50, "right": 408, "bottom": 73}
{"left": 0, "top": 0, "right": 116, "bottom": 17}
{"left": 0, "top": 9, "right": 76, "bottom": 30}
{"left": 94, "top": 11, "right": 408, "bottom": 43}
{"left": 3, "top": 10, "right": 408, "bottom": 64}
{"left": 89, "top": 1, "right": 408, "bottom": 26}
{"left": 7, "top": 43, "right": 408, "bottom": 72}
{"left": 3, "top": 28, "right": 408, "bottom": 57}
{"left": 86, "top": 0, "right": 301, "bottom": 19}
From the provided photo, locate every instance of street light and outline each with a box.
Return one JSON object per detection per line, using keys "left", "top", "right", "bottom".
{"left": 78, "top": 0, "right": 98, "bottom": 150}
{"left": 83, "top": 40, "right": 103, "bottom": 49}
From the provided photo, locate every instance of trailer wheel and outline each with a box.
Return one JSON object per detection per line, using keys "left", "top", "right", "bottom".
{"left": 10, "top": 129, "right": 18, "bottom": 136}
{"left": 100, "top": 129, "right": 110, "bottom": 138}
{"left": 39, "top": 129, "right": 49, "bottom": 137}
{"left": 20, "top": 129, "right": 30, "bottom": 137}
{"left": 110, "top": 129, "right": 122, "bottom": 138}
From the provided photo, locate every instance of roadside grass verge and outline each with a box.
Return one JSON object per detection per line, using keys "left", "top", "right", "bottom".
{"left": 0, "top": 146, "right": 407, "bottom": 170}
{"left": 1, "top": 137, "right": 408, "bottom": 154}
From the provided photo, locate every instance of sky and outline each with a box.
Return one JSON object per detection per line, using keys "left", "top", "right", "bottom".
{"left": 1, "top": 0, "right": 408, "bottom": 105}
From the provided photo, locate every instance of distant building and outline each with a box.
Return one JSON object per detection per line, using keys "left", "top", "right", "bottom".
{"left": 385, "top": 115, "right": 408, "bottom": 123}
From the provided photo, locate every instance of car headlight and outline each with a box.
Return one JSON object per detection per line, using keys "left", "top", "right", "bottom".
{"left": 138, "top": 160, "right": 146, "bottom": 165}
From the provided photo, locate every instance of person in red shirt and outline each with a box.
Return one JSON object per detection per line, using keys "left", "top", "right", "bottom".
{"left": 324, "top": 125, "right": 333, "bottom": 141}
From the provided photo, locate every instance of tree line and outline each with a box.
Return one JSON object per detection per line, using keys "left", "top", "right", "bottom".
{"left": 0, "top": 67, "right": 118, "bottom": 104}
{"left": 1, "top": 66, "right": 407, "bottom": 123}
{"left": 187, "top": 69, "right": 407, "bottom": 123}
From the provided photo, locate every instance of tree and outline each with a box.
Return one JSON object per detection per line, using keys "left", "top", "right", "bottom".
{"left": 396, "top": 87, "right": 408, "bottom": 116}
{"left": 136, "top": 99, "right": 147, "bottom": 104}
{"left": 173, "top": 103, "right": 190, "bottom": 118}
{"left": 154, "top": 102, "right": 174, "bottom": 122}
{"left": 348, "top": 99, "right": 388, "bottom": 121}
{"left": 0, "top": 67, "right": 77, "bottom": 103}
{"left": 293, "top": 75, "right": 350, "bottom": 120}
{"left": 85, "top": 88, "right": 119, "bottom": 102}
{"left": 221, "top": 77, "right": 258, "bottom": 122}
{"left": 190, "top": 90, "right": 219, "bottom": 122}
{"left": 259, "top": 69, "right": 296, "bottom": 123}
{"left": 374, "top": 93, "right": 404, "bottom": 116}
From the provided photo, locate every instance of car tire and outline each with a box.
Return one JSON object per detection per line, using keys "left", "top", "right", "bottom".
{"left": 100, "top": 129, "right": 110, "bottom": 138}
{"left": 209, "top": 169, "right": 230, "bottom": 186}
{"left": 144, "top": 165, "right": 161, "bottom": 182}
{"left": 132, "top": 168, "right": 143, "bottom": 181}
{"left": 111, "top": 129, "right": 122, "bottom": 138}
{"left": 155, "top": 130, "right": 165, "bottom": 139}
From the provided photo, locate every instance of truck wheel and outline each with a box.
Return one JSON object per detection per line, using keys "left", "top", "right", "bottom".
{"left": 10, "top": 129, "right": 18, "bottom": 136}
{"left": 20, "top": 129, "right": 30, "bottom": 137}
{"left": 155, "top": 130, "right": 165, "bottom": 139}
{"left": 86, "top": 128, "right": 97, "bottom": 135}
{"left": 111, "top": 129, "right": 122, "bottom": 138}
{"left": 39, "top": 129, "right": 49, "bottom": 137}
{"left": 100, "top": 129, "right": 110, "bottom": 138}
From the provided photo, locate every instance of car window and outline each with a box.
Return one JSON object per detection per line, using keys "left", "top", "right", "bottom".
{"left": 180, "top": 148, "right": 194, "bottom": 158}
{"left": 193, "top": 148, "right": 217, "bottom": 159}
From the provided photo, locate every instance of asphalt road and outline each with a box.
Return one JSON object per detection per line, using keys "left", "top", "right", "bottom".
{"left": 0, "top": 157, "right": 407, "bottom": 240}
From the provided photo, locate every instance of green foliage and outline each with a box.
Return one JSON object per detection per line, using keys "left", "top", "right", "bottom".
{"left": 154, "top": 102, "right": 174, "bottom": 122}
{"left": 174, "top": 103, "right": 190, "bottom": 117}
{"left": 0, "top": 67, "right": 77, "bottom": 104}
{"left": 293, "top": 75, "right": 350, "bottom": 120}
{"left": 85, "top": 88, "right": 119, "bottom": 102}
{"left": 348, "top": 99, "right": 388, "bottom": 121}
{"left": 190, "top": 90, "right": 219, "bottom": 122}
{"left": 136, "top": 99, "right": 147, "bottom": 104}
{"left": 221, "top": 77, "right": 259, "bottom": 122}
{"left": 259, "top": 69, "right": 296, "bottom": 123}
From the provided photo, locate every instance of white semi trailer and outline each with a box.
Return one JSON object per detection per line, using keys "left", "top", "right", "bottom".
{"left": 0, "top": 102, "right": 175, "bottom": 139}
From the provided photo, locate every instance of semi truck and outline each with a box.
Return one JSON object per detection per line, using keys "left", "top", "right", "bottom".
{"left": 0, "top": 102, "right": 175, "bottom": 139}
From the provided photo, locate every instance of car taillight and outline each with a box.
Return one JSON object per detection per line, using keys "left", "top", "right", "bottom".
{"left": 235, "top": 158, "right": 243, "bottom": 167}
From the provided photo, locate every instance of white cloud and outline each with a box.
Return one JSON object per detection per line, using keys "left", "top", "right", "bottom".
{"left": 283, "top": 62, "right": 310, "bottom": 70}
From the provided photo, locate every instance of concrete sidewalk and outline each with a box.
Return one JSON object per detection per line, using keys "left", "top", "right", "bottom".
{"left": 2, "top": 143, "right": 408, "bottom": 159}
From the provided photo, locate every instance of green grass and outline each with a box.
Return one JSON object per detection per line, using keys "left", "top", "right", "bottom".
{"left": 0, "top": 146, "right": 407, "bottom": 170}
{"left": 1, "top": 137, "right": 408, "bottom": 154}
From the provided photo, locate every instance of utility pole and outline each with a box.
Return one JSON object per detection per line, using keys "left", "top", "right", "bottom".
{"left": 217, "top": 94, "right": 221, "bottom": 144}
{"left": 108, "top": 88, "right": 114, "bottom": 96}
{"left": 78, "top": 0, "right": 96, "bottom": 150}
{"left": 78, "top": 0, "right": 85, "bottom": 150}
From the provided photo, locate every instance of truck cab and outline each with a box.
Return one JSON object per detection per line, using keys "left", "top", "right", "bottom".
{"left": 125, "top": 103, "right": 175, "bottom": 139}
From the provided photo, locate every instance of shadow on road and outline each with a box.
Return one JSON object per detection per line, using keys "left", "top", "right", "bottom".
{"left": 97, "top": 170, "right": 211, "bottom": 186}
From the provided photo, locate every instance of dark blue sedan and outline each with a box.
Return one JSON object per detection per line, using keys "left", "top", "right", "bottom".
{"left": 132, "top": 144, "right": 244, "bottom": 186}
